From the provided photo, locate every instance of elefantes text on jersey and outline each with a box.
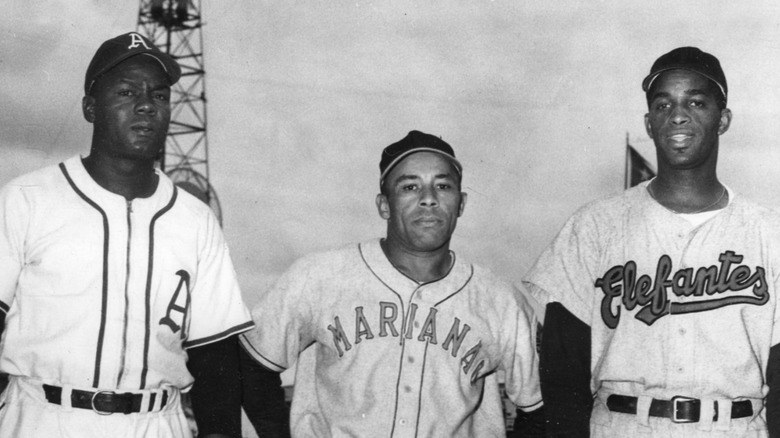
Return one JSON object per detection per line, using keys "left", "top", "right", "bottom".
{"left": 596, "top": 250, "right": 769, "bottom": 328}
{"left": 327, "top": 302, "right": 487, "bottom": 384}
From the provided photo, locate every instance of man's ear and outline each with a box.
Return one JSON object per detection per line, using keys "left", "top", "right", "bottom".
{"left": 376, "top": 193, "right": 391, "bottom": 220}
{"left": 458, "top": 192, "right": 468, "bottom": 217}
{"left": 644, "top": 113, "right": 652, "bottom": 138}
{"left": 718, "top": 108, "right": 732, "bottom": 135}
{"left": 82, "top": 95, "right": 96, "bottom": 123}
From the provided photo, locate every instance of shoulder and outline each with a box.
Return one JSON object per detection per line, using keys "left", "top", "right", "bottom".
{"left": 160, "top": 175, "right": 222, "bottom": 229}
{"left": 285, "top": 241, "right": 364, "bottom": 274}
{"left": 569, "top": 185, "right": 644, "bottom": 222}
{"left": 727, "top": 195, "right": 780, "bottom": 229}
{"left": 0, "top": 160, "right": 73, "bottom": 204}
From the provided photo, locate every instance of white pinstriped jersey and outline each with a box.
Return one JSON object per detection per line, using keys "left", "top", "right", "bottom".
{"left": 0, "top": 155, "right": 253, "bottom": 391}
{"left": 241, "top": 238, "right": 542, "bottom": 438}
{"left": 523, "top": 182, "right": 780, "bottom": 434}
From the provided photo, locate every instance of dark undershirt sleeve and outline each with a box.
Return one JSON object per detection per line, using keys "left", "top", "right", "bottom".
{"left": 540, "top": 302, "right": 592, "bottom": 437}
{"left": 510, "top": 405, "right": 546, "bottom": 437}
{"left": 766, "top": 343, "right": 780, "bottom": 438}
{"left": 239, "top": 344, "right": 290, "bottom": 438}
{"left": 187, "top": 335, "right": 242, "bottom": 437}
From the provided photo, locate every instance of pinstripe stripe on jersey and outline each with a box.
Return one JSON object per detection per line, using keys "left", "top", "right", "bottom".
{"left": 59, "top": 162, "right": 110, "bottom": 388}
{"left": 140, "top": 187, "right": 178, "bottom": 389}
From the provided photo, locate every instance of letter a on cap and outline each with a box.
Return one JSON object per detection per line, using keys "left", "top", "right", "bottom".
{"left": 128, "top": 33, "right": 151, "bottom": 50}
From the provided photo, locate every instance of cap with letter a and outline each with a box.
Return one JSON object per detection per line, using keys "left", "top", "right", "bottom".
{"left": 84, "top": 32, "right": 182, "bottom": 94}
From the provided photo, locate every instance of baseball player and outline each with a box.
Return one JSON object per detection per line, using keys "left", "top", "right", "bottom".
{"left": 239, "top": 130, "right": 544, "bottom": 437}
{"left": 0, "top": 32, "right": 255, "bottom": 438}
{"left": 523, "top": 47, "right": 780, "bottom": 437}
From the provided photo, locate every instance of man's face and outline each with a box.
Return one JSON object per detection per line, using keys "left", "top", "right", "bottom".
{"left": 83, "top": 55, "right": 171, "bottom": 162}
{"left": 644, "top": 69, "right": 731, "bottom": 171}
{"left": 377, "top": 151, "right": 466, "bottom": 254}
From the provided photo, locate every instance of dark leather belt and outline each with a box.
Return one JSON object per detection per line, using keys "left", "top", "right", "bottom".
{"left": 607, "top": 394, "right": 753, "bottom": 423}
{"left": 43, "top": 384, "right": 168, "bottom": 415}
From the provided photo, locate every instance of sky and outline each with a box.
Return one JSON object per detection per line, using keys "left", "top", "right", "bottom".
{"left": 3, "top": 0, "right": 780, "bottom": 311}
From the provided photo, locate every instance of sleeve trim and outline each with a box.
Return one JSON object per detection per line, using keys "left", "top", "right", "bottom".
{"left": 184, "top": 320, "right": 254, "bottom": 349}
{"left": 238, "top": 334, "right": 287, "bottom": 372}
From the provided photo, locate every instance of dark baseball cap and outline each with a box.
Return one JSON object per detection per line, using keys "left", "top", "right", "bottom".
{"left": 379, "top": 130, "right": 462, "bottom": 185}
{"left": 84, "top": 32, "right": 182, "bottom": 94}
{"left": 642, "top": 47, "right": 727, "bottom": 104}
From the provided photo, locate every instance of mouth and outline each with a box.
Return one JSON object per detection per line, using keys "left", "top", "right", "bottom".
{"left": 668, "top": 133, "right": 692, "bottom": 142}
{"left": 415, "top": 216, "right": 442, "bottom": 226}
{"left": 131, "top": 124, "right": 154, "bottom": 135}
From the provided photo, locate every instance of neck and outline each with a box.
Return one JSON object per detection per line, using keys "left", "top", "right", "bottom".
{"left": 82, "top": 154, "right": 159, "bottom": 200}
{"left": 380, "top": 238, "right": 452, "bottom": 283}
{"left": 648, "top": 171, "right": 726, "bottom": 214}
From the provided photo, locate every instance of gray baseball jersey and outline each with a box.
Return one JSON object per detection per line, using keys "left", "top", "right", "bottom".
{"left": 524, "top": 181, "right": 780, "bottom": 435}
{"left": 0, "top": 155, "right": 254, "bottom": 391}
{"left": 240, "top": 238, "right": 542, "bottom": 437}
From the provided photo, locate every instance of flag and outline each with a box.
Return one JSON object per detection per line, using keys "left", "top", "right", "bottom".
{"left": 625, "top": 144, "right": 655, "bottom": 189}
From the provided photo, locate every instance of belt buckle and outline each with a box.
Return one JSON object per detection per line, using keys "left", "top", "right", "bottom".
{"left": 671, "top": 395, "right": 697, "bottom": 423}
{"left": 91, "top": 390, "right": 115, "bottom": 416}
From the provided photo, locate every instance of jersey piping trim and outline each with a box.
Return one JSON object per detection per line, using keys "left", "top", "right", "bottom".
{"left": 413, "top": 341, "right": 431, "bottom": 437}
{"left": 60, "top": 162, "right": 110, "bottom": 389}
{"left": 184, "top": 321, "right": 255, "bottom": 349}
{"left": 0, "top": 301, "right": 9, "bottom": 314}
{"left": 434, "top": 265, "right": 474, "bottom": 307}
{"left": 239, "top": 335, "right": 287, "bottom": 371}
{"left": 140, "top": 187, "right": 178, "bottom": 389}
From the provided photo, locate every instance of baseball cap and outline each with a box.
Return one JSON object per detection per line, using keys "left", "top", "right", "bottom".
{"left": 379, "top": 130, "right": 462, "bottom": 185}
{"left": 84, "top": 32, "right": 182, "bottom": 94}
{"left": 642, "top": 47, "right": 727, "bottom": 103}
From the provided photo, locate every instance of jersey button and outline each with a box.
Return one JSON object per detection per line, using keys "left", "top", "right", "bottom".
{"left": 404, "top": 385, "right": 412, "bottom": 393}
{"left": 400, "top": 419, "right": 407, "bottom": 426}
{"left": 408, "top": 356, "right": 415, "bottom": 363}
{"left": 679, "top": 328, "right": 686, "bottom": 335}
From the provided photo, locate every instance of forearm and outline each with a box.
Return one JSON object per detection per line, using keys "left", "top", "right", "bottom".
{"left": 187, "top": 335, "right": 242, "bottom": 438}
{"left": 239, "top": 345, "right": 290, "bottom": 437}
{"left": 766, "top": 343, "right": 780, "bottom": 438}
{"left": 540, "top": 302, "right": 592, "bottom": 437}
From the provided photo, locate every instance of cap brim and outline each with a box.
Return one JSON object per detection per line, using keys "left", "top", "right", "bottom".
{"left": 642, "top": 67, "right": 727, "bottom": 99}
{"left": 379, "top": 148, "right": 462, "bottom": 185}
{"left": 86, "top": 52, "right": 180, "bottom": 94}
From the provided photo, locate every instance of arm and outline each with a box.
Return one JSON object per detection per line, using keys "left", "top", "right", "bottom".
{"left": 510, "top": 405, "right": 546, "bottom": 437}
{"left": 239, "top": 345, "right": 290, "bottom": 438}
{"left": 540, "top": 302, "right": 592, "bottom": 438}
{"left": 187, "top": 335, "right": 242, "bottom": 438}
{"left": 767, "top": 343, "right": 780, "bottom": 438}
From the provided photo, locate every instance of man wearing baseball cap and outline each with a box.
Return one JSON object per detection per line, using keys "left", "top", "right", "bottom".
{"left": 524, "top": 46, "right": 780, "bottom": 437}
{"left": 0, "top": 32, "right": 257, "bottom": 437}
{"left": 239, "top": 130, "right": 544, "bottom": 437}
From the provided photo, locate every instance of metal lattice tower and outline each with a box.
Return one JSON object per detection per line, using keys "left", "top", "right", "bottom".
{"left": 136, "top": 0, "right": 222, "bottom": 222}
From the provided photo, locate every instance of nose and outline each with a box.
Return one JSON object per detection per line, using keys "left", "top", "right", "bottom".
{"left": 670, "top": 105, "right": 689, "bottom": 125}
{"left": 419, "top": 186, "right": 438, "bottom": 207}
{"left": 135, "top": 93, "right": 157, "bottom": 116}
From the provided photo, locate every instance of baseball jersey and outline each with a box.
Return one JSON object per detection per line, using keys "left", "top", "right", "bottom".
{"left": 240, "top": 238, "right": 542, "bottom": 438}
{"left": 0, "top": 155, "right": 254, "bottom": 391}
{"left": 523, "top": 181, "right": 780, "bottom": 428}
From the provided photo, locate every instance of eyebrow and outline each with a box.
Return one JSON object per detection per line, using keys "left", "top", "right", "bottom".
{"left": 650, "top": 88, "right": 709, "bottom": 101}
{"left": 391, "top": 173, "right": 454, "bottom": 186}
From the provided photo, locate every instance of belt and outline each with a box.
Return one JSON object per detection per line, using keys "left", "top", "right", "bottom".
{"left": 43, "top": 384, "right": 169, "bottom": 415}
{"left": 607, "top": 394, "right": 753, "bottom": 423}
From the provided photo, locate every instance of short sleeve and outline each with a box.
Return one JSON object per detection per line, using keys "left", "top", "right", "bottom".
{"left": 240, "top": 256, "right": 316, "bottom": 373}
{"left": 523, "top": 208, "right": 605, "bottom": 327}
{"left": 0, "top": 183, "right": 27, "bottom": 312}
{"left": 501, "top": 285, "right": 543, "bottom": 412}
{"left": 184, "top": 211, "right": 253, "bottom": 348}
